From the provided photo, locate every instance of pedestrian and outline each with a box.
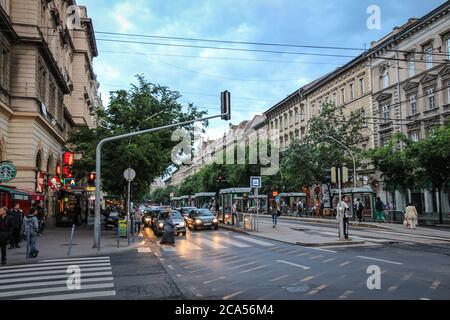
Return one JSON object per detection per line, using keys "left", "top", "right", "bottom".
{"left": 0, "top": 207, "right": 11, "bottom": 265}
{"left": 134, "top": 206, "right": 143, "bottom": 235}
{"left": 337, "top": 196, "right": 350, "bottom": 239}
{"left": 232, "top": 201, "right": 238, "bottom": 226}
{"left": 74, "top": 201, "right": 82, "bottom": 226}
{"left": 22, "top": 207, "right": 39, "bottom": 258}
{"left": 33, "top": 201, "right": 46, "bottom": 234}
{"left": 375, "top": 197, "right": 385, "bottom": 222}
{"left": 404, "top": 203, "right": 418, "bottom": 230}
{"left": 297, "top": 199, "right": 304, "bottom": 217}
{"left": 7, "top": 203, "right": 23, "bottom": 249}
{"left": 270, "top": 200, "right": 278, "bottom": 228}
{"left": 354, "top": 198, "right": 364, "bottom": 223}
{"left": 160, "top": 209, "right": 175, "bottom": 246}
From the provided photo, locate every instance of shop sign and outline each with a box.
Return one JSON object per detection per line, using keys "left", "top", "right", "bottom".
{"left": 64, "top": 178, "right": 76, "bottom": 187}
{"left": 63, "top": 152, "right": 74, "bottom": 166}
{"left": 0, "top": 161, "right": 17, "bottom": 182}
{"left": 36, "top": 171, "right": 45, "bottom": 193}
{"left": 86, "top": 186, "right": 96, "bottom": 192}
{"left": 48, "top": 176, "right": 62, "bottom": 190}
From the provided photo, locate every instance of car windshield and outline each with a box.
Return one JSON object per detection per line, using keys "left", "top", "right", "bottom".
{"left": 196, "top": 209, "right": 214, "bottom": 217}
{"left": 170, "top": 211, "right": 182, "bottom": 219}
{"left": 109, "top": 211, "right": 119, "bottom": 217}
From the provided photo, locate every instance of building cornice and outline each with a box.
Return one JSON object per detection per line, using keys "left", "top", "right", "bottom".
{"left": 0, "top": 5, "right": 18, "bottom": 42}
{"left": 12, "top": 112, "right": 66, "bottom": 145}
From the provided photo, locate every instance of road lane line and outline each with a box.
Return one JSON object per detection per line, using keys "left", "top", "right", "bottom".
{"left": 388, "top": 285, "right": 397, "bottom": 292}
{"left": 0, "top": 267, "right": 112, "bottom": 279}
{"left": 0, "top": 283, "right": 114, "bottom": 298}
{"left": 219, "top": 238, "right": 251, "bottom": 248}
{"left": 430, "top": 281, "right": 440, "bottom": 290}
{"left": 307, "top": 247, "right": 337, "bottom": 253}
{"left": 229, "top": 262, "right": 257, "bottom": 270}
{"left": 137, "top": 247, "right": 151, "bottom": 253}
{"left": 323, "top": 258, "right": 335, "bottom": 263}
{"left": 308, "top": 284, "right": 327, "bottom": 295}
{"left": 203, "top": 276, "right": 226, "bottom": 284}
{"left": 357, "top": 256, "right": 403, "bottom": 265}
{"left": 223, "top": 291, "right": 243, "bottom": 300}
{"left": 275, "top": 248, "right": 290, "bottom": 253}
{"left": 296, "top": 252, "right": 309, "bottom": 257}
{"left": 18, "top": 290, "right": 116, "bottom": 300}
{"left": 338, "top": 290, "right": 354, "bottom": 299}
{"left": 234, "top": 235, "right": 274, "bottom": 247}
{"left": 285, "top": 250, "right": 300, "bottom": 255}
{"left": 223, "top": 258, "right": 250, "bottom": 266}
{"left": 0, "top": 259, "right": 110, "bottom": 270}
{"left": 218, "top": 256, "right": 240, "bottom": 262}
{"left": 195, "top": 238, "right": 227, "bottom": 249}
{"left": 0, "top": 263, "right": 111, "bottom": 274}
{"left": 276, "top": 260, "right": 310, "bottom": 270}
{"left": 240, "top": 265, "right": 266, "bottom": 273}
{"left": 401, "top": 273, "right": 413, "bottom": 281}
{"left": 339, "top": 261, "right": 351, "bottom": 267}
{"left": 301, "top": 276, "right": 315, "bottom": 282}
{"left": 309, "top": 255, "right": 323, "bottom": 260}
{"left": 270, "top": 275, "right": 288, "bottom": 282}
{"left": 40, "top": 257, "right": 111, "bottom": 263}
{"left": 0, "top": 277, "right": 114, "bottom": 291}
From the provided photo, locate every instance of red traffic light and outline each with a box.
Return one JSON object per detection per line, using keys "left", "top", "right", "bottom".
{"left": 88, "top": 172, "right": 96, "bottom": 182}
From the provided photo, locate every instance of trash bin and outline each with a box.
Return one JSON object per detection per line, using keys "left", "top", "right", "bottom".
{"left": 119, "top": 218, "right": 128, "bottom": 238}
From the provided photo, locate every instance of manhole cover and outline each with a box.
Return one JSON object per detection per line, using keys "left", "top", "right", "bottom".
{"left": 60, "top": 243, "right": 79, "bottom": 246}
{"left": 284, "top": 285, "right": 310, "bottom": 293}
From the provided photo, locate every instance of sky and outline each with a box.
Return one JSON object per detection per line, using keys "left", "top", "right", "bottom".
{"left": 76, "top": 0, "right": 446, "bottom": 140}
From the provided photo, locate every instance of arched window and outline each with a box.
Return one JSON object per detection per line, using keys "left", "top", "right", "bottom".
{"left": 47, "top": 155, "right": 54, "bottom": 175}
{"left": 36, "top": 150, "right": 42, "bottom": 171}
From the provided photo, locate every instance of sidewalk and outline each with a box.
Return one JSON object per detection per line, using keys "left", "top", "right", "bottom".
{"left": 220, "top": 221, "right": 365, "bottom": 247}
{"left": 4, "top": 224, "right": 145, "bottom": 265}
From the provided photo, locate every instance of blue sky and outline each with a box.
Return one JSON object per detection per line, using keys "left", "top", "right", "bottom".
{"left": 77, "top": 0, "right": 446, "bottom": 140}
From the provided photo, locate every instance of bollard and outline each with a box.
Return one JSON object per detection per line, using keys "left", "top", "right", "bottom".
{"left": 132, "top": 221, "right": 135, "bottom": 243}
{"left": 67, "top": 224, "right": 75, "bottom": 256}
{"left": 25, "top": 225, "right": 30, "bottom": 260}
{"left": 117, "top": 221, "right": 120, "bottom": 248}
{"left": 127, "top": 218, "right": 131, "bottom": 246}
{"left": 98, "top": 220, "right": 101, "bottom": 252}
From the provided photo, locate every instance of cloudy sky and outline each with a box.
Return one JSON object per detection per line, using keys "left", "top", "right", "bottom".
{"left": 76, "top": 0, "right": 446, "bottom": 140}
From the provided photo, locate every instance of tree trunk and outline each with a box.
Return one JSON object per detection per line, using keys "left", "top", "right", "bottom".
{"left": 438, "top": 185, "right": 443, "bottom": 225}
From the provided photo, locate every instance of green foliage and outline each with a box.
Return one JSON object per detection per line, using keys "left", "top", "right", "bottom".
{"left": 68, "top": 75, "right": 207, "bottom": 200}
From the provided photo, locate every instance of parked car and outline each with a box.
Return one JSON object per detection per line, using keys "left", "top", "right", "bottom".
{"left": 186, "top": 208, "right": 219, "bottom": 231}
{"left": 152, "top": 210, "right": 186, "bottom": 236}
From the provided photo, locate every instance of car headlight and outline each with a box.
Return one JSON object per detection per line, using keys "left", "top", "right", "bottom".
{"left": 158, "top": 223, "right": 163, "bottom": 228}
{"left": 195, "top": 219, "right": 202, "bottom": 224}
{"left": 213, "top": 218, "right": 218, "bottom": 223}
{"left": 144, "top": 217, "right": 151, "bottom": 222}
{"left": 179, "top": 222, "right": 185, "bottom": 227}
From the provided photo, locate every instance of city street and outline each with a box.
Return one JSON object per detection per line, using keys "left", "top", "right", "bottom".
{"left": 2, "top": 220, "right": 449, "bottom": 300}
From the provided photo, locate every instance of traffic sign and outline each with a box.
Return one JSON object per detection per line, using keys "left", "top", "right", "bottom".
{"left": 250, "top": 176, "right": 262, "bottom": 188}
{"left": 123, "top": 168, "right": 136, "bottom": 182}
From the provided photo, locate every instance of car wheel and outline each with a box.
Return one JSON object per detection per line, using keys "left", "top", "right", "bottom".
{"left": 182, "top": 232, "right": 186, "bottom": 236}
{"left": 214, "top": 226, "right": 219, "bottom": 230}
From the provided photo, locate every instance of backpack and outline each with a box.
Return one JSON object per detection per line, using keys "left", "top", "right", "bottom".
{"left": 358, "top": 201, "right": 365, "bottom": 211}
{"left": 23, "top": 217, "right": 38, "bottom": 237}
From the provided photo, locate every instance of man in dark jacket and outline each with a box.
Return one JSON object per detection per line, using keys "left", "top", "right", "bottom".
{"left": 7, "top": 203, "right": 23, "bottom": 249}
{"left": 0, "top": 206, "right": 11, "bottom": 265}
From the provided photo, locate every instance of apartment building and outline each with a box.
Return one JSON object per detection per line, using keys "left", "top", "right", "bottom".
{"left": 0, "top": 0, "right": 101, "bottom": 217}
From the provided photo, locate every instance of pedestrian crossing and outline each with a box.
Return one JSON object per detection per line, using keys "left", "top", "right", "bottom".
{"left": 0, "top": 256, "right": 115, "bottom": 300}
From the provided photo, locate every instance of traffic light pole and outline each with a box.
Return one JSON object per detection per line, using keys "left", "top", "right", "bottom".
{"left": 94, "top": 112, "right": 229, "bottom": 250}
{"left": 323, "top": 135, "right": 356, "bottom": 189}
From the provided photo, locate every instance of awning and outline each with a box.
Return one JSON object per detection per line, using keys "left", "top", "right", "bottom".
{"left": 0, "top": 185, "right": 30, "bottom": 200}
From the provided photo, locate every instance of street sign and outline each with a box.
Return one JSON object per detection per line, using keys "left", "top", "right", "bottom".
{"left": 0, "top": 161, "right": 17, "bottom": 182}
{"left": 250, "top": 176, "right": 261, "bottom": 188}
{"left": 123, "top": 168, "right": 136, "bottom": 182}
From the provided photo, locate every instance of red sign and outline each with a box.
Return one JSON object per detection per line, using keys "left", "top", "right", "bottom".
{"left": 56, "top": 162, "right": 62, "bottom": 176}
{"left": 36, "top": 171, "right": 45, "bottom": 193}
{"left": 48, "top": 176, "right": 62, "bottom": 191}
{"left": 63, "top": 152, "right": 74, "bottom": 166}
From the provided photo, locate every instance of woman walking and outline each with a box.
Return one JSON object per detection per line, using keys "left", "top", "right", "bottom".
{"left": 404, "top": 203, "right": 418, "bottom": 230}
{"left": 160, "top": 209, "right": 176, "bottom": 246}
{"left": 22, "top": 208, "right": 39, "bottom": 258}
{"left": 270, "top": 200, "right": 278, "bottom": 228}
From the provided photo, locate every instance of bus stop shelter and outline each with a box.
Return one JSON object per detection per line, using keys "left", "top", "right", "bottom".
{"left": 219, "top": 187, "right": 251, "bottom": 225}
{"left": 277, "top": 192, "right": 307, "bottom": 216}
{"left": 330, "top": 186, "right": 375, "bottom": 221}
{"left": 194, "top": 192, "right": 216, "bottom": 210}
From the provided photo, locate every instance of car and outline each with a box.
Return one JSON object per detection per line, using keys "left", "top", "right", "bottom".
{"left": 104, "top": 210, "right": 123, "bottom": 230}
{"left": 180, "top": 207, "right": 197, "bottom": 222}
{"left": 152, "top": 210, "right": 186, "bottom": 236}
{"left": 142, "top": 208, "right": 162, "bottom": 228}
{"left": 186, "top": 208, "right": 219, "bottom": 231}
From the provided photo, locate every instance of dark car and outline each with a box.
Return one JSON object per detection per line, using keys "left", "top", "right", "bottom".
{"left": 180, "top": 207, "right": 197, "bottom": 221}
{"left": 142, "top": 209, "right": 162, "bottom": 228}
{"left": 152, "top": 210, "right": 186, "bottom": 236}
{"left": 186, "top": 209, "right": 219, "bottom": 231}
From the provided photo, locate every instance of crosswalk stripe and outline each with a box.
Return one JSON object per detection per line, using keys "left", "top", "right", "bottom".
{"left": 0, "top": 263, "right": 111, "bottom": 274}
{"left": 277, "top": 260, "right": 310, "bottom": 270}
{"left": 0, "top": 267, "right": 111, "bottom": 279}
{"left": 137, "top": 248, "right": 151, "bottom": 253}
{"left": 234, "top": 235, "right": 274, "bottom": 247}
{"left": 0, "top": 259, "right": 110, "bottom": 270}
{"left": 217, "top": 237, "right": 251, "bottom": 248}
{"left": 193, "top": 237, "right": 227, "bottom": 249}
{"left": 0, "top": 277, "right": 114, "bottom": 291}
{"left": 229, "top": 262, "right": 257, "bottom": 270}
{"left": 0, "top": 271, "right": 113, "bottom": 284}
{"left": 0, "top": 283, "right": 114, "bottom": 298}
{"left": 18, "top": 290, "right": 117, "bottom": 300}
{"left": 240, "top": 265, "right": 266, "bottom": 273}
{"left": 40, "top": 257, "right": 110, "bottom": 263}
{"left": 160, "top": 245, "right": 177, "bottom": 251}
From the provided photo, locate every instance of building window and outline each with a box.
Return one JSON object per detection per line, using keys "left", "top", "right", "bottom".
{"left": 425, "top": 46, "right": 433, "bottom": 70}
{"left": 382, "top": 104, "right": 390, "bottom": 123}
{"left": 279, "top": 117, "right": 283, "bottom": 130}
{"left": 426, "top": 87, "right": 435, "bottom": 110}
{"left": 359, "top": 78, "right": 365, "bottom": 95}
{"left": 295, "top": 109, "right": 299, "bottom": 123}
{"left": 49, "top": 81, "right": 56, "bottom": 115}
{"left": 349, "top": 83, "right": 355, "bottom": 100}
{"left": 381, "top": 67, "right": 389, "bottom": 88}
{"left": 289, "top": 112, "right": 293, "bottom": 126}
{"left": 271, "top": 121, "right": 274, "bottom": 130}
{"left": 409, "top": 94, "right": 417, "bottom": 115}
{"left": 410, "top": 130, "right": 419, "bottom": 142}
{"left": 284, "top": 114, "right": 288, "bottom": 129}
{"left": 319, "top": 100, "right": 323, "bottom": 113}
{"left": 0, "top": 44, "right": 9, "bottom": 89}
{"left": 447, "top": 38, "right": 450, "bottom": 60}
{"left": 301, "top": 107, "right": 305, "bottom": 121}
{"left": 274, "top": 119, "right": 278, "bottom": 129}
{"left": 360, "top": 109, "right": 367, "bottom": 127}
{"left": 447, "top": 80, "right": 450, "bottom": 103}
{"left": 341, "top": 88, "right": 345, "bottom": 104}
{"left": 38, "top": 61, "right": 48, "bottom": 104}
{"left": 332, "top": 92, "right": 337, "bottom": 106}
{"left": 407, "top": 56, "right": 415, "bottom": 78}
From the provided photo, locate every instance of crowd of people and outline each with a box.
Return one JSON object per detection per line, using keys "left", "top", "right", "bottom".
{"left": 0, "top": 201, "right": 45, "bottom": 265}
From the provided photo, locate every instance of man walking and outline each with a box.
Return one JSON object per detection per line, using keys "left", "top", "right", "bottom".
{"left": 232, "top": 201, "right": 238, "bottom": 226}
{"left": 337, "top": 196, "right": 350, "bottom": 239}
{"left": 375, "top": 197, "right": 385, "bottom": 222}
{"left": 32, "top": 201, "right": 46, "bottom": 234}
{"left": 270, "top": 200, "right": 278, "bottom": 228}
{"left": 297, "top": 200, "right": 304, "bottom": 217}
{"left": 22, "top": 208, "right": 39, "bottom": 258}
{"left": 7, "top": 203, "right": 23, "bottom": 249}
{"left": 0, "top": 207, "right": 11, "bottom": 265}
{"left": 354, "top": 198, "right": 364, "bottom": 223}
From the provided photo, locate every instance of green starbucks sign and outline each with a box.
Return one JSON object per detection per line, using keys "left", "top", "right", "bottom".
{"left": 0, "top": 161, "right": 17, "bottom": 182}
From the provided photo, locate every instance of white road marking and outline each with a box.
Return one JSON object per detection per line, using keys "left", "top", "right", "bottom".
{"left": 269, "top": 275, "right": 288, "bottom": 282}
{"left": 223, "top": 290, "right": 243, "bottom": 300}
{"left": 339, "top": 261, "right": 351, "bottom": 267}
{"left": 229, "top": 262, "right": 257, "bottom": 270}
{"left": 285, "top": 250, "right": 300, "bottom": 255}
{"left": 306, "top": 247, "right": 337, "bottom": 253}
{"left": 275, "top": 248, "right": 290, "bottom": 253}
{"left": 234, "top": 235, "right": 274, "bottom": 247}
{"left": 0, "top": 283, "right": 114, "bottom": 298}
{"left": 0, "top": 267, "right": 112, "bottom": 279}
{"left": 137, "top": 247, "right": 151, "bottom": 253}
{"left": 388, "top": 286, "right": 397, "bottom": 292}
{"left": 296, "top": 252, "right": 309, "bottom": 257}
{"left": 277, "top": 260, "right": 310, "bottom": 270}
{"left": 357, "top": 256, "right": 403, "bottom": 265}
{"left": 430, "top": 281, "right": 440, "bottom": 290}
{"left": 167, "top": 265, "right": 174, "bottom": 270}
{"left": 301, "top": 276, "right": 315, "bottom": 282}
{"left": 195, "top": 237, "right": 227, "bottom": 249}
{"left": 0, "top": 271, "right": 113, "bottom": 284}
{"left": 0, "top": 259, "right": 110, "bottom": 270}
{"left": 218, "top": 256, "right": 240, "bottom": 262}
{"left": 338, "top": 290, "right": 354, "bottom": 299}
{"left": 219, "top": 238, "right": 251, "bottom": 248}
{"left": 309, "top": 255, "right": 323, "bottom": 260}
{"left": 160, "top": 246, "right": 177, "bottom": 252}
{"left": 402, "top": 273, "right": 413, "bottom": 281}
{"left": 203, "top": 276, "right": 226, "bottom": 285}
{"left": 19, "top": 290, "right": 116, "bottom": 300}
{"left": 420, "top": 298, "right": 431, "bottom": 300}
{"left": 40, "top": 257, "right": 110, "bottom": 263}
{"left": 0, "top": 277, "right": 114, "bottom": 291}
{"left": 0, "top": 263, "right": 110, "bottom": 274}
{"left": 240, "top": 265, "right": 266, "bottom": 273}
{"left": 323, "top": 258, "right": 335, "bottom": 263}
{"left": 223, "top": 258, "right": 249, "bottom": 266}
{"left": 308, "top": 284, "right": 327, "bottom": 295}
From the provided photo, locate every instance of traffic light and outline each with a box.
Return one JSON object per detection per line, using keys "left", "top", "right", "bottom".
{"left": 221, "top": 91, "right": 231, "bottom": 121}
{"left": 88, "top": 172, "right": 96, "bottom": 186}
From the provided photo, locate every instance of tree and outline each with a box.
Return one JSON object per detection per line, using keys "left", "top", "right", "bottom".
{"left": 68, "top": 75, "right": 207, "bottom": 200}
{"left": 407, "top": 124, "right": 450, "bottom": 224}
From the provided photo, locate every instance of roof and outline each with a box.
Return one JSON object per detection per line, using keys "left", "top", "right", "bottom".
{"left": 194, "top": 192, "right": 216, "bottom": 197}
{"left": 278, "top": 192, "right": 307, "bottom": 197}
{"left": 219, "top": 188, "right": 251, "bottom": 194}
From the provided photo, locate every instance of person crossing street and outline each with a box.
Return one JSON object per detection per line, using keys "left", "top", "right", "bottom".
{"left": 7, "top": 203, "right": 23, "bottom": 249}
{"left": 22, "top": 208, "right": 40, "bottom": 258}
{"left": 0, "top": 207, "right": 11, "bottom": 265}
